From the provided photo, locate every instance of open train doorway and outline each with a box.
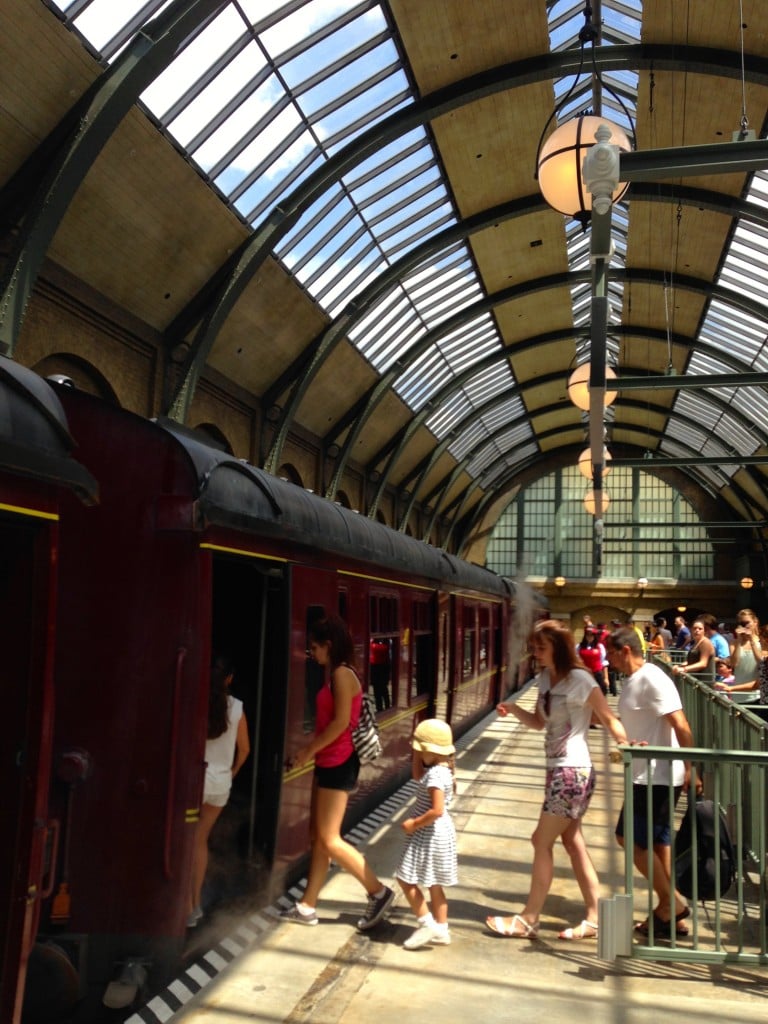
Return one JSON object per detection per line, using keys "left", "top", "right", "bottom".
{"left": 1, "top": 516, "right": 56, "bottom": 1024}
{"left": 204, "top": 554, "right": 288, "bottom": 915}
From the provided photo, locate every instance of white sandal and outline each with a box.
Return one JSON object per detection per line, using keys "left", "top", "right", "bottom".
{"left": 558, "top": 919, "right": 598, "bottom": 940}
{"left": 485, "top": 913, "right": 539, "bottom": 938}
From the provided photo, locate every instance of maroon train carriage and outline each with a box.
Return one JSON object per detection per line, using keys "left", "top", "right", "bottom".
{"left": 13, "top": 382, "right": 525, "bottom": 1022}
{"left": 0, "top": 358, "right": 97, "bottom": 1024}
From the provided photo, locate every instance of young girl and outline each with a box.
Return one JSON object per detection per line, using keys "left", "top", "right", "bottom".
{"left": 396, "top": 718, "right": 458, "bottom": 949}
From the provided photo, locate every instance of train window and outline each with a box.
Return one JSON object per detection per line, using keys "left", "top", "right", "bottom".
{"left": 479, "top": 606, "right": 491, "bottom": 671}
{"left": 338, "top": 590, "right": 348, "bottom": 621}
{"left": 479, "top": 627, "right": 490, "bottom": 670}
{"left": 410, "top": 599, "right": 434, "bottom": 700}
{"left": 462, "top": 604, "right": 476, "bottom": 679}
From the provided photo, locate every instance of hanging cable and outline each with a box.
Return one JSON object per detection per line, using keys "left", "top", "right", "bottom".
{"left": 738, "top": 0, "right": 750, "bottom": 137}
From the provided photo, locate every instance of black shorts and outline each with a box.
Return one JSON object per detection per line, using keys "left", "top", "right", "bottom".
{"left": 314, "top": 751, "right": 360, "bottom": 792}
{"left": 615, "top": 783, "right": 683, "bottom": 848}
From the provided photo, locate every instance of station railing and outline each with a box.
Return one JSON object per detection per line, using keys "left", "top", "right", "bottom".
{"left": 598, "top": 659, "right": 768, "bottom": 966}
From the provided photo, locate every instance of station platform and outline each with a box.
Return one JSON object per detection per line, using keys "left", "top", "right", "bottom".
{"left": 132, "top": 690, "right": 765, "bottom": 1024}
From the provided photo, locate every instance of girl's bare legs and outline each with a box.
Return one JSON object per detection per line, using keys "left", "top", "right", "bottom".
{"left": 398, "top": 879, "right": 428, "bottom": 919}
{"left": 303, "top": 783, "right": 382, "bottom": 907}
{"left": 428, "top": 884, "right": 448, "bottom": 925}
{"left": 398, "top": 880, "right": 448, "bottom": 926}
{"left": 191, "top": 802, "right": 225, "bottom": 911}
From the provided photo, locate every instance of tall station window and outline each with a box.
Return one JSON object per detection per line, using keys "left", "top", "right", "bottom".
{"left": 486, "top": 466, "right": 714, "bottom": 581}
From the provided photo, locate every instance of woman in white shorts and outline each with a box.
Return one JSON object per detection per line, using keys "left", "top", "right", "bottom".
{"left": 188, "top": 656, "right": 250, "bottom": 926}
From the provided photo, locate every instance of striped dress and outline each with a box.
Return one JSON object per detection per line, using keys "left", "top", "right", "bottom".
{"left": 396, "top": 763, "right": 457, "bottom": 888}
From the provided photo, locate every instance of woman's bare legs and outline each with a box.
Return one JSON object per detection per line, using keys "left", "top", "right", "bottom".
{"left": 302, "top": 783, "right": 382, "bottom": 907}
{"left": 190, "top": 802, "right": 225, "bottom": 912}
{"left": 560, "top": 817, "right": 600, "bottom": 924}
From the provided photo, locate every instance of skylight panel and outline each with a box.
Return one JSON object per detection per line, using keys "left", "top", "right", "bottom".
{"left": 140, "top": 8, "right": 252, "bottom": 116}
{"left": 279, "top": 11, "right": 390, "bottom": 92}
{"left": 258, "top": 0, "right": 370, "bottom": 59}
{"left": 427, "top": 392, "right": 472, "bottom": 438}
{"left": 396, "top": 351, "right": 454, "bottom": 410}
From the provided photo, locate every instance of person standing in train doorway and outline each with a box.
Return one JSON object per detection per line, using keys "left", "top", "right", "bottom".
{"left": 485, "top": 620, "right": 628, "bottom": 940}
{"left": 369, "top": 637, "right": 391, "bottom": 711}
{"left": 189, "top": 655, "right": 250, "bottom": 928}
{"left": 607, "top": 626, "right": 699, "bottom": 937}
{"left": 281, "top": 615, "right": 395, "bottom": 929}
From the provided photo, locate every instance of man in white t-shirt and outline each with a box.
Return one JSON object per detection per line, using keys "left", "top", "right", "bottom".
{"left": 607, "top": 627, "right": 699, "bottom": 938}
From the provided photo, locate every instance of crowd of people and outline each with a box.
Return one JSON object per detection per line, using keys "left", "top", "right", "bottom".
{"left": 193, "top": 605, "right": 763, "bottom": 949}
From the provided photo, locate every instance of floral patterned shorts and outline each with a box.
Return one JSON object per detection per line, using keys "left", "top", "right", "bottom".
{"left": 542, "top": 766, "right": 596, "bottom": 819}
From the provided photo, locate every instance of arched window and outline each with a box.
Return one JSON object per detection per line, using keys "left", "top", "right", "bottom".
{"left": 278, "top": 463, "right": 303, "bottom": 487}
{"left": 486, "top": 466, "right": 714, "bottom": 581}
{"left": 193, "top": 423, "right": 234, "bottom": 454}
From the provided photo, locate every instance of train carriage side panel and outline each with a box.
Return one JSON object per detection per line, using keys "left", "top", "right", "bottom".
{"left": 0, "top": 358, "right": 97, "bottom": 1024}
{"left": 46, "top": 391, "right": 209, "bottom": 1005}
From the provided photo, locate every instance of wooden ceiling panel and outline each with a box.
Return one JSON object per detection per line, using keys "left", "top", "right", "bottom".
{"left": 0, "top": 0, "right": 98, "bottom": 184}
{"left": 641, "top": 0, "right": 766, "bottom": 50}
{"left": 495, "top": 289, "right": 576, "bottom": 356}
{"left": 431, "top": 85, "right": 555, "bottom": 216}
{"left": 503, "top": 329, "right": 579, "bottom": 386}
{"left": 208, "top": 259, "right": 327, "bottom": 397}
{"left": 389, "top": 0, "right": 549, "bottom": 95}
{"left": 471, "top": 212, "right": 570, "bottom": 295}
{"left": 295, "top": 339, "right": 380, "bottom": 439}
{"left": 52, "top": 113, "right": 247, "bottom": 332}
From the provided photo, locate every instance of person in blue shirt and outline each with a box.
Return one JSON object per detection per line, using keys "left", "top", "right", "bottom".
{"left": 673, "top": 615, "right": 691, "bottom": 650}
{"left": 702, "top": 614, "right": 730, "bottom": 661}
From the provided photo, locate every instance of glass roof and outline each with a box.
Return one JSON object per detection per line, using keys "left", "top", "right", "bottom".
{"left": 47, "top": 0, "right": 768, "bottom": 506}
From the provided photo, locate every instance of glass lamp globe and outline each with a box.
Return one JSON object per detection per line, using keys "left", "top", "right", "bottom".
{"left": 538, "top": 114, "right": 631, "bottom": 219}
{"left": 578, "top": 446, "right": 612, "bottom": 479}
{"left": 568, "top": 363, "right": 617, "bottom": 411}
{"left": 584, "top": 488, "right": 610, "bottom": 515}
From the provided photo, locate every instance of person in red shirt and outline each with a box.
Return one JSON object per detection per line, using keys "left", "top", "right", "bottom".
{"left": 578, "top": 627, "right": 608, "bottom": 694}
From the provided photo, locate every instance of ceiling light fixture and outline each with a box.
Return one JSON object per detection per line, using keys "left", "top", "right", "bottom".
{"left": 578, "top": 445, "right": 612, "bottom": 479}
{"left": 584, "top": 488, "right": 610, "bottom": 515}
{"left": 568, "top": 362, "right": 618, "bottom": 412}
{"left": 534, "top": 2, "right": 635, "bottom": 228}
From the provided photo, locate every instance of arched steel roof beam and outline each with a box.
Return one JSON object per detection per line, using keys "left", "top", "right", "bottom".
{"left": 454, "top": 432, "right": 768, "bottom": 559}
{"left": 163, "top": 42, "right": 768, "bottom": 419}
{"left": 0, "top": 0, "right": 225, "bottom": 357}
{"left": 259, "top": 192, "right": 546, "bottom": 419}
{"left": 363, "top": 315, "right": 765, "bottom": 510}
{"left": 321, "top": 270, "right": 768, "bottom": 501}
{"left": 265, "top": 179, "right": 768, "bottom": 466}
{"left": 415, "top": 390, "right": 768, "bottom": 541}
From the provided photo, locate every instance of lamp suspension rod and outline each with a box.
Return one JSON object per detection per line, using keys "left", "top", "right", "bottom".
{"left": 620, "top": 138, "right": 768, "bottom": 181}
{"left": 612, "top": 456, "right": 768, "bottom": 468}
{"left": 611, "top": 372, "right": 768, "bottom": 391}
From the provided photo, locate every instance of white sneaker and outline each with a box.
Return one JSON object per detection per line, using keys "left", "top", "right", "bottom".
{"left": 186, "top": 906, "right": 203, "bottom": 928}
{"left": 403, "top": 923, "right": 451, "bottom": 949}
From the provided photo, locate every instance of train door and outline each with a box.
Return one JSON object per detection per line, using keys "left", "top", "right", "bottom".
{"left": 0, "top": 513, "right": 56, "bottom": 1024}
{"left": 435, "top": 592, "right": 453, "bottom": 722}
{"left": 206, "top": 553, "right": 289, "bottom": 910}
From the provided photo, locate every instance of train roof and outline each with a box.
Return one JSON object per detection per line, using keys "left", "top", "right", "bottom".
{"left": 0, "top": 357, "right": 97, "bottom": 503}
{"left": 157, "top": 417, "right": 510, "bottom": 597}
